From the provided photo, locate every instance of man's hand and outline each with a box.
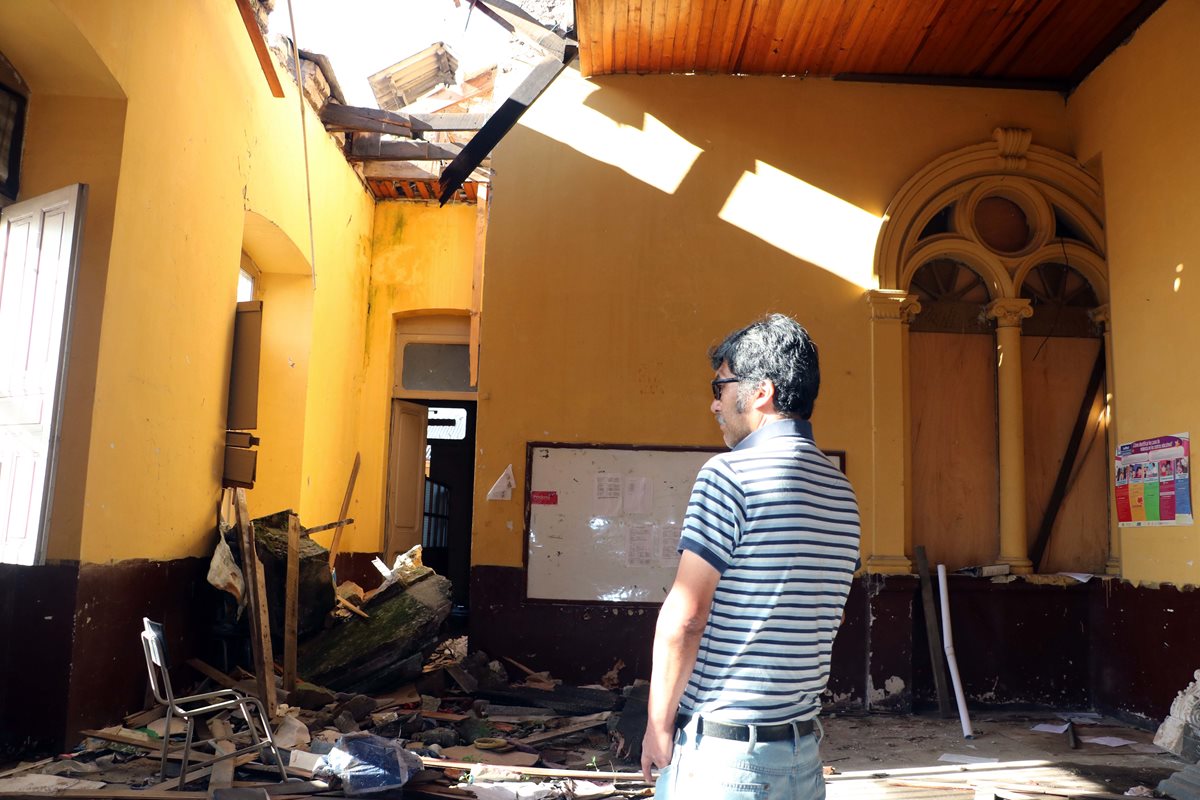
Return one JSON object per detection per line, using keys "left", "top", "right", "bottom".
{"left": 641, "top": 720, "right": 675, "bottom": 783}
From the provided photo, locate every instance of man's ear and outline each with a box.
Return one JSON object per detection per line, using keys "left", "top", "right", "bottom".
{"left": 753, "top": 380, "right": 777, "bottom": 412}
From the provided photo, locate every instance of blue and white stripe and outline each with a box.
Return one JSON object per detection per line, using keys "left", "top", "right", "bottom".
{"left": 678, "top": 418, "right": 861, "bottom": 725}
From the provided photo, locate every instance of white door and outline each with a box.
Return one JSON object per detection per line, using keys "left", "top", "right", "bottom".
{"left": 385, "top": 400, "right": 428, "bottom": 561}
{"left": 0, "top": 184, "right": 88, "bottom": 565}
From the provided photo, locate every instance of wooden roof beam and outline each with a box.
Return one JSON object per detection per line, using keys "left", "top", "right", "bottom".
{"left": 347, "top": 134, "right": 464, "bottom": 161}
{"left": 319, "top": 103, "right": 490, "bottom": 137}
{"left": 468, "top": 0, "right": 578, "bottom": 61}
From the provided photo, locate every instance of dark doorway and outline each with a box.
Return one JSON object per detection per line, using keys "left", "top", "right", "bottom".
{"left": 415, "top": 400, "right": 475, "bottom": 617}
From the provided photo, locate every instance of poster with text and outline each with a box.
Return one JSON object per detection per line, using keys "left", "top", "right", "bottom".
{"left": 1115, "top": 433, "right": 1191, "bottom": 527}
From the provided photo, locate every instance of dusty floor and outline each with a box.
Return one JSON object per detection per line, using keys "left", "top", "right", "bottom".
{"left": 819, "top": 711, "right": 1186, "bottom": 798}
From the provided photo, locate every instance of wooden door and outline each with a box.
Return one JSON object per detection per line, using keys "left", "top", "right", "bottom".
{"left": 385, "top": 399, "right": 427, "bottom": 560}
{"left": 0, "top": 184, "right": 87, "bottom": 564}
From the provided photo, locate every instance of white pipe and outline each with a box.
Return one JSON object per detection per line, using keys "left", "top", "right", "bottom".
{"left": 937, "top": 564, "right": 974, "bottom": 739}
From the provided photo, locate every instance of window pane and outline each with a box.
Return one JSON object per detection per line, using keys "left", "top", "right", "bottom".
{"left": 402, "top": 343, "right": 473, "bottom": 392}
{"left": 237, "top": 269, "right": 255, "bottom": 302}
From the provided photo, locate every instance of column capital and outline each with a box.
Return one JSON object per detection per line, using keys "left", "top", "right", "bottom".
{"left": 866, "top": 289, "right": 920, "bottom": 321}
{"left": 986, "top": 297, "right": 1033, "bottom": 328}
{"left": 1089, "top": 304, "right": 1112, "bottom": 327}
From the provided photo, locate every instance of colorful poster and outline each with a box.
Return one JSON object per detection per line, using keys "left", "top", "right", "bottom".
{"left": 1115, "top": 434, "right": 1193, "bottom": 527}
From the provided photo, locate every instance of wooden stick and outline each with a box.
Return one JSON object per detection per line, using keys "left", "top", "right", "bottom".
{"left": 283, "top": 513, "right": 300, "bottom": 693}
{"left": 501, "top": 656, "right": 538, "bottom": 677}
{"left": 207, "top": 720, "right": 236, "bottom": 798}
{"left": 300, "top": 518, "right": 353, "bottom": 536}
{"left": 336, "top": 596, "right": 370, "bottom": 619}
{"left": 0, "top": 757, "right": 55, "bottom": 780}
{"left": 187, "top": 659, "right": 241, "bottom": 691}
{"left": 232, "top": 0, "right": 284, "bottom": 98}
{"left": 418, "top": 757, "right": 648, "bottom": 782}
{"left": 327, "top": 453, "right": 361, "bottom": 574}
{"left": 236, "top": 488, "right": 276, "bottom": 717}
{"left": 517, "top": 718, "right": 608, "bottom": 745}
{"left": 914, "top": 545, "right": 955, "bottom": 718}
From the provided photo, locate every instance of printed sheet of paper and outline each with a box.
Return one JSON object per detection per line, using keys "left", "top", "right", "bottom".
{"left": 594, "top": 473, "right": 623, "bottom": 516}
{"left": 487, "top": 464, "right": 516, "bottom": 501}
{"left": 627, "top": 523, "right": 655, "bottom": 567}
{"left": 624, "top": 476, "right": 652, "bottom": 514}
{"left": 659, "top": 522, "right": 682, "bottom": 564}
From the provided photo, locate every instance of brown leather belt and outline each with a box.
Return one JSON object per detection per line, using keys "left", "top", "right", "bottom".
{"left": 675, "top": 714, "right": 815, "bottom": 742}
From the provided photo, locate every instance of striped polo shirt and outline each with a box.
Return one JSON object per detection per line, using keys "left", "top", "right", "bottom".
{"left": 677, "top": 418, "right": 860, "bottom": 725}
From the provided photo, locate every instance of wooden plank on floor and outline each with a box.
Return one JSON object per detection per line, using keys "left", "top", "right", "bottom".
{"left": 235, "top": 488, "right": 276, "bottom": 717}
{"left": 283, "top": 513, "right": 300, "bottom": 693}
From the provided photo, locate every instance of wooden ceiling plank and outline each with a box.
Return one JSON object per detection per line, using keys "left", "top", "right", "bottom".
{"left": 640, "top": 0, "right": 659, "bottom": 71}
{"left": 653, "top": 0, "right": 671, "bottom": 71}
{"left": 927, "top": 0, "right": 1015, "bottom": 76}
{"left": 887, "top": 0, "right": 953, "bottom": 74}
{"left": 979, "top": 0, "right": 1068, "bottom": 76}
{"left": 737, "top": 0, "right": 785, "bottom": 74}
{"left": 629, "top": 0, "right": 646, "bottom": 73}
{"left": 905, "top": 0, "right": 980, "bottom": 74}
{"left": 682, "top": 0, "right": 713, "bottom": 71}
{"left": 660, "top": 0, "right": 684, "bottom": 72}
{"left": 416, "top": 181, "right": 432, "bottom": 200}
{"left": 763, "top": 0, "right": 805, "bottom": 74}
{"left": 807, "top": 0, "right": 855, "bottom": 74}
{"left": 693, "top": 0, "right": 721, "bottom": 71}
{"left": 958, "top": 0, "right": 1040, "bottom": 76}
{"left": 701, "top": 0, "right": 732, "bottom": 72}
{"left": 782, "top": 0, "right": 834, "bottom": 75}
{"left": 647, "top": 0, "right": 664, "bottom": 72}
{"left": 829, "top": 0, "right": 886, "bottom": 75}
{"left": 839, "top": 0, "right": 902, "bottom": 74}
{"left": 724, "top": 0, "right": 760, "bottom": 73}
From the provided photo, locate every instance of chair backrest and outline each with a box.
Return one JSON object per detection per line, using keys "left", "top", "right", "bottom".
{"left": 140, "top": 617, "right": 174, "bottom": 706}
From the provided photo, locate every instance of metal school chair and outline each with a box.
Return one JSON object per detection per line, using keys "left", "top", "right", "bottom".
{"left": 139, "top": 617, "right": 288, "bottom": 787}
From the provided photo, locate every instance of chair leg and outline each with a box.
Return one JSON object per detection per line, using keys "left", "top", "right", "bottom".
{"left": 248, "top": 699, "right": 288, "bottom": 782}
{"left": 180, "top": 716, "right": 195, "bottom": 789}
{"left": 158, "top": 708, "right": 173, "bottom": 780}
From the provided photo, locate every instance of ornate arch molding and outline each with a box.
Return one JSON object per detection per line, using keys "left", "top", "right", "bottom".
{"left": 876, "top": 128, "right": 1106, "bottom": 299}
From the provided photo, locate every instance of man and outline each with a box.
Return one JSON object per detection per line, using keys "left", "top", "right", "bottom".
{"left": 640, "top": 314, "right": 860, "bottom": 799}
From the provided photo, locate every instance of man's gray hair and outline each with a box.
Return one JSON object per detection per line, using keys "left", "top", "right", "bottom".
{"left": 709, "top": 314, "right": 820, "bottom": 419}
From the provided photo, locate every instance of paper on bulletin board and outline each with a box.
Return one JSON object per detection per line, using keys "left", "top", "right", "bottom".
{"left": 594, "top": 472, "right": 622, "bottom": 516}
{"left": 624, "top": 476, "right": 652, "bottom": 514}
{"left": 1115, "top": 433, "right": 1192, "bottom": 526}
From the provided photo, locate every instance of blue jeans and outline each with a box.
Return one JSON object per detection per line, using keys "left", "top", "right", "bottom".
{"left": 655, "top": 716, "right": 825, "bottom": 800}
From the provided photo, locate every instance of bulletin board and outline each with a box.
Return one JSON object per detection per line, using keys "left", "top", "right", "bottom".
{"left": 524, "top": 443, "right": 721, "bottom": 604}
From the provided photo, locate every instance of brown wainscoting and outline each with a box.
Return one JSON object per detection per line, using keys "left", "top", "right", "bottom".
{"left": 470, "top": 565, "right": 658, "bottom": 682}
{"left": 1090, "top": 580, "right": 1200, "bottom": 723}
{"left": 866, "top": 574, "right": 918, "bottom": 712}
{"left": 65, "top": 557, "right": 212, "bottom": 748}
{"left": 0, "top": 561, "right": 80, "bottom": 758}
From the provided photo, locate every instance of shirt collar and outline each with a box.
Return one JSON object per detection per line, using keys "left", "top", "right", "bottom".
{"left": 732, "top": 417, "right": 814, "bottom": 451}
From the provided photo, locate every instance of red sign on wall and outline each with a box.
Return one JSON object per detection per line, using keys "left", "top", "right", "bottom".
{"left": 530, "top": 490, "right": 558, "bottom": 505}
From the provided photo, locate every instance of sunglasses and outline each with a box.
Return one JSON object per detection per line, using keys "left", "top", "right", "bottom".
{"left": 711, "top": 377, "right": 740, "bottom": 400}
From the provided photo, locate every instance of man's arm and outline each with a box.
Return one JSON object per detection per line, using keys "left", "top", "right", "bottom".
{"left": 640, "top": 550, "right": 721, "bottom": 782}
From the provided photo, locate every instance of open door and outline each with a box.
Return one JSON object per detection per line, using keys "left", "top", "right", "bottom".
{"left": 0, "top": 184, "right": 87, "bottom": 565}
{"left": 385, "top": 399, "right": 427, "bottom": 560}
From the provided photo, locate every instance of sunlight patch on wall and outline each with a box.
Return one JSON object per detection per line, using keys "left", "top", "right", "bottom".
{"left": 718, "top": 161, "right": 882, "bottom": 289}
{"left": 519, "top": 75, "right": 703, "bottom": 195}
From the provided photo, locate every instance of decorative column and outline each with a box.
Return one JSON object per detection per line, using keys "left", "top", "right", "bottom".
{"left": 1090, "top": 304, "right": 1121, "bottom": 575}
{"left": 864, "top": 290, "right": 920, "bottom": 574}
{"left": 986, "top": 298, "right": 1034, "bottom": 574}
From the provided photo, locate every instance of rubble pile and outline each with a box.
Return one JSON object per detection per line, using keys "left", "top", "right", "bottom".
{"left": 0, "top": 513, "right": 649, "bottom": 799}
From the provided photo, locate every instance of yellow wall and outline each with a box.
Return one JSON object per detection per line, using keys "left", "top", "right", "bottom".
{"left": 474, "top": 67, "right": 1073, "bottom": 568}
{"left": 4, "top": 0, "right": 374, "bottom": 562}
{"left": 308, "top": 200, "right": 478, "bottom": 555}
{"left": 1068, "top": 0, "right": 1200, "bottom": 585}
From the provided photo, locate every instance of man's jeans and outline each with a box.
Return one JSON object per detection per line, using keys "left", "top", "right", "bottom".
{"left": 655, "top": 716, "right": 825, "bottom": 800}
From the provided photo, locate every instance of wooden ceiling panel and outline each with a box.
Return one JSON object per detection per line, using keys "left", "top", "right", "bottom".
{"left": 575, "top": 0, "right": 1166, "bottom": 90}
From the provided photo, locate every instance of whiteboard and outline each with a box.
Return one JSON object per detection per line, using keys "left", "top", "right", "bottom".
{"left": 524, "top": 443, "right": 720, "bottom": 603}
